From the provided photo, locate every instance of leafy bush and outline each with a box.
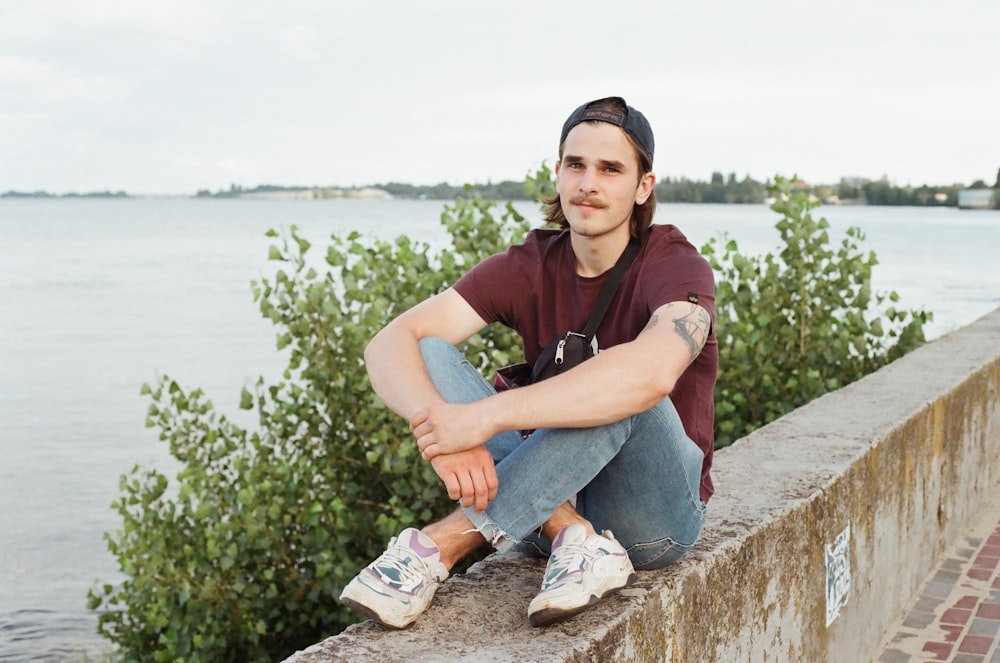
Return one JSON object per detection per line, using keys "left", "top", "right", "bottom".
{"left": 90, "top": 169, "right": 927, "bottom": 660}
{"left": 703, "top": 176, "right": 930, "bottom": 447}
{"left": 87, "top": 178, "right": 537, "bottom": 661}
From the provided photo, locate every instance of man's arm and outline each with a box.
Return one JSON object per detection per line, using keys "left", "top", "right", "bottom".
{"left": 366, "top": 287, "right": 500, "bottom": 512}
{"left": 412, "top": 301, "right": 711, "bottom": 459}
{"left": 365, "top": 287, "right": 488, "bottom": 420}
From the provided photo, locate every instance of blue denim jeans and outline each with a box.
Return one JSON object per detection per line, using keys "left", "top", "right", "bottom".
{"left": 419, "top": 337, "right": 706, "bottom": 570}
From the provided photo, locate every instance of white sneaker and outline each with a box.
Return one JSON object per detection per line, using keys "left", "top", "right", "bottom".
{"left": 339, "top": 528, "right": 449, "bottom": 628}
{"left": 527, "top": 523, "right": 637, "bottom": 627}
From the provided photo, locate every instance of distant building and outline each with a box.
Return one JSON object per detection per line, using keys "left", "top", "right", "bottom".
{"left": 957, "top": 189, "right": 997, "bottom": 210}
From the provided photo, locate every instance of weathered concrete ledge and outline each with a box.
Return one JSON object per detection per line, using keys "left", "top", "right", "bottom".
{"left": 283, "top": 309, "right": 1000, "bottom": 662}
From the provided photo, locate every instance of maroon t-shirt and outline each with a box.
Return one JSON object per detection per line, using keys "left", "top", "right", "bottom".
{"left": 453, "top": 224, "right": 719, "bottom": 502}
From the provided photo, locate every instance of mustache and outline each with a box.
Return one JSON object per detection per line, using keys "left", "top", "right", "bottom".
{"left": 568, "top": 195, "right": 607, "bottom": 208}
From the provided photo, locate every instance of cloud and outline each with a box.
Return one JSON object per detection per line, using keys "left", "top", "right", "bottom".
{"left": 0, "top": 55, "right": 130, "bottom": 104}
{"left": 2, "top": 0, "right": 998, "bottom": 192}
{"left": 275, "top": 25, "right": 323, "bottom": 61}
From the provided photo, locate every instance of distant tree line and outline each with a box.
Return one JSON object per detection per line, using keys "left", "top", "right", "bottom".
{"left": 8, "top": 168, "right": 998, "bottom": 206}
{"left": 656, "top": 172, "right": 977, "bottom": 207}
{"left": 196, "top": 184, "right": 278, "bottom": 198}
{"left": 1, "top": 190, "right": 128, "bottom": 198}
{"left": 827, "top": 178, "right": 958, "bottom": 206}
{"left": 377, "top": 173, "right": 987, "bottom": 208}
{"left": 194, "top": 181, "right": 529, "bottom": 200}
{"left": 375, "top": 180, "right": 526, "bottom": 200}
{"left": 656, "top": 172, "right": 765, "bottom": 203}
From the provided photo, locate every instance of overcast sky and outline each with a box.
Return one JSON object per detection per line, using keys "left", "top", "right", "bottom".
{"left": 2, "top": 0, "right": 998, "bottom": 195}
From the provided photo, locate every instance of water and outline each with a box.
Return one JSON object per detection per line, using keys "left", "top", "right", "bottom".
{"left": 0, "top": 198, "right": 997, "bottom": 661}
{"left": 672, "top": 203, "right": 1000, "bottom": 340}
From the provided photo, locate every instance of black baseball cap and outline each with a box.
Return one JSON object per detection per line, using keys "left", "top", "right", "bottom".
{"left": 559, "top": 97, "right": 654, "bottom": 162}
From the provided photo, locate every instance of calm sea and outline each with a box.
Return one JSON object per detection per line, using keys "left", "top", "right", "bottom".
{"left": 1, "top": 198, "right": 998, "bottom": 661}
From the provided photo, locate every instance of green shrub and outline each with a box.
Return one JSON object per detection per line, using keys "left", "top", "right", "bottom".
{"left": 90, "top": 168, "right": 927, "bottom": 660}
{"left": 703, "top": 176, "right": 930, "bottom": 447}
{"left": 87, "top": 178, "right": 536, "bottom": 662}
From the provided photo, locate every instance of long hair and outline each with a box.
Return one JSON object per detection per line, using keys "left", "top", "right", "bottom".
{"left": 543, "top": 99, "right": 656, "bottom": 239}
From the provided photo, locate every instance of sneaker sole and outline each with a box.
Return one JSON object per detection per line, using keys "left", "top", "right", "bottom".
{"left": 528, "top": 571, "right": 638, "bottom": 627}
{"left": 339, "top": 594, "right": 414, "bottom": 630}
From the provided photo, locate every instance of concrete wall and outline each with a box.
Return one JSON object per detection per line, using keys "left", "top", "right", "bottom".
{"left": 282, "top": 309, "right": 1000, "bottom": 663}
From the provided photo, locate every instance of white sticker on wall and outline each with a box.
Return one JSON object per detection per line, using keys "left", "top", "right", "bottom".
{"left": 825, "top": 525, "right": 851, "bottom": 627}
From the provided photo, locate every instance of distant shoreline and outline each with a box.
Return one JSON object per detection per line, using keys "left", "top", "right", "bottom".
{"left": 1, "top": 190, "right": 129, "bottom": 199}
{"left": 3, "top": 175, "right": 997, "bottom": 209}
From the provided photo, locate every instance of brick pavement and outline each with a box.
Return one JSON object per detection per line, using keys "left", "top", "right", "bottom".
{"left": 875, "top": 504, "right": 1000, "bottom": 663}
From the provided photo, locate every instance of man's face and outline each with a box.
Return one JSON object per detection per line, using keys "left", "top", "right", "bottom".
{"left": 555, "top": 121, "right": 654, "bottom": 241}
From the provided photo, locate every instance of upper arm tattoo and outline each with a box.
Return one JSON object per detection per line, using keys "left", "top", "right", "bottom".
{"left": 644, "top": 302, "right": 711, "bottom": 363}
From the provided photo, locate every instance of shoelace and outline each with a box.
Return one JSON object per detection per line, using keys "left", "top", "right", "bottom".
{"left": 371, "top": 544, "right": 435, "bottom": 591}
{"left": 543, "top": 543, "right": 592, "bottom": 588}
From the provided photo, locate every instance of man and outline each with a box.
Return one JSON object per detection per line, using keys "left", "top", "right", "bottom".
{"left": 340, "top": 96, "right": 717, "bottom": 629}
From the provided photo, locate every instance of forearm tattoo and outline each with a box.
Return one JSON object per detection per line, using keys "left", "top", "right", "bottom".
{"left": 645, "top": 303, "right": 710, "bottom": 363}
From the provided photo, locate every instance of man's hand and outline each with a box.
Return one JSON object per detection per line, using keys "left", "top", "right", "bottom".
{"left": 411, "top": 401, "right": 494, "bottom": 460}
{"left": 429, "top": 446, "right": 498, "bottom": 513}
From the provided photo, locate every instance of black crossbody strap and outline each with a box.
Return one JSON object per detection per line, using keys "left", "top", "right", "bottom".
{"left": 581, "top": 237, "right": 640, "bottom": 340}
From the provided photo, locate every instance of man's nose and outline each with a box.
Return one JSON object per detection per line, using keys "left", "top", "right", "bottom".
{"left": 578, "top": 168, "right": 598, "bottom": 193}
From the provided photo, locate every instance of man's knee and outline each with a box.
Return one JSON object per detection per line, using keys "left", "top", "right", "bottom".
{"left": 418, "top": 336, "right": 454, "bottom": 358}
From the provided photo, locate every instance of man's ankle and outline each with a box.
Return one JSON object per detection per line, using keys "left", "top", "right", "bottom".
{"left": 540, "top": 503, "right": 596, "bottom": 542}
{"left": 422, "top": 513, "right": 486, "bottom": 570}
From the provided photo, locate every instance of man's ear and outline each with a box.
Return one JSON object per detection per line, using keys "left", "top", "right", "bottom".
{"left": 635, "top": 171, "right": 656, "bottom": 205}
